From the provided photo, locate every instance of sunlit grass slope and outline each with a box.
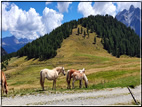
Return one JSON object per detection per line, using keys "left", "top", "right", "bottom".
{"left": 3, "top": 25, "right": 141, "bottom": 96}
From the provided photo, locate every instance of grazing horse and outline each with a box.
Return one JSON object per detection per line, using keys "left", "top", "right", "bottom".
{"left": 40, "top": 67, "right": 65, "bottom": 90}
{"left": 72, "top": 72, "right": 88, "bottom": 89}
{"left": 66, "top": 68, "right": 85, "bottom": 89}
{"left": 1, "top": 71, "right": 8, "bottom": 94}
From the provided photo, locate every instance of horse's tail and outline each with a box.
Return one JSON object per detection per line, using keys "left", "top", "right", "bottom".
{"left": 40, "top": 70, "right": 43, "bottom": 89}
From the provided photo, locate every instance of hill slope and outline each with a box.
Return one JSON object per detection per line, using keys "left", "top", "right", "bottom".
{"left": 2, "top": 15, "right": 140, "bottom": 63}
{"left": 47, "top": 25, "right": 113, "bottom": 65}
{"left": 3, "top": 25, "right": 140, "bottom": 96}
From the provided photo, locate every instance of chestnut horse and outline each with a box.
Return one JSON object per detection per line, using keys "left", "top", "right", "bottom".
{"left": 1, "top": 71, "right": 8, "bottom": 94}
{"left": 40, "top": 67, "right": 65, "bottom": 90}
{"left": 66, "top": 68, "right": 85, "bottom": 89}
{"left": 72, "top": 72, "right": 88, "bottom": 88}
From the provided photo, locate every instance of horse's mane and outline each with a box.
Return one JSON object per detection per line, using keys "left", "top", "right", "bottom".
{"left": 54, "top": 67, "right": 64, "bottom": 73}
{"left": 55, "top": 66, "right": 62, "bottom": 70}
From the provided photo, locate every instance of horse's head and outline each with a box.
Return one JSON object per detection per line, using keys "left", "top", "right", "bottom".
{"left": 56, "top": 67, "right": 66, "bottom": 76}
{"left": 61, "top": 67, "right": 66, "bottom": 76}
{"left": 79, "top": 68, "right": 85, "bottom": 73}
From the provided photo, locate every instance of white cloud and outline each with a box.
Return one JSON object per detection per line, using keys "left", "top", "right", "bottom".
{"left": 42, "top": 7, "right": 63, "bottom": 33}
{"left": 93, "top": 2, "right": 116, "bottom": 17}
{"left": 57, "top": 2, "right": 72, "bottom": 13}
{"left": 78, "top": 1, "right": 141, "bottom": 18}
{"left": 116, "top": 2, "right": 141, "bottom": 12}
{"left": 2, "top": 2, "right": 63, "bottom": 40}
{"left": 78, "top": 2, "right": 94, "bottom": 17}
{"left": 78, "top": 2, "right": 117, "bottom": 17}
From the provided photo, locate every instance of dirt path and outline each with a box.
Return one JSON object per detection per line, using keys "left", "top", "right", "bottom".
{"left": 2, "top": 85, "right": 141, "bottom": 106}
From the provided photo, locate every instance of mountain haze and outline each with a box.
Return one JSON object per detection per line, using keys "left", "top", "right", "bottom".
{"left": 2, "top": 36, "right": 32, "bottom": 53}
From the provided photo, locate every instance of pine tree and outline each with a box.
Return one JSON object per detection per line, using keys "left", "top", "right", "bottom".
{"left": 94, "top": 36, "right": 96, "bottom": 44}
{"left": 83, "top": 30, "right": 86, "bottom": 38}
{"left": 77, "top": 27, "right": 80, "bottom": 35}
{"left": 81, "top": 27, "right": 83, "bottom": 34}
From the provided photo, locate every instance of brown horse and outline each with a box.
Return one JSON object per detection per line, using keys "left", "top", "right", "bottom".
{"left": 1, "top": 71, "right": 8, "bottom": 94}
{"left": 66, "top": 68, "right": 85, "bottom": 89}
{"left": 72, "top": 72, "right": 88, "bottom": 89}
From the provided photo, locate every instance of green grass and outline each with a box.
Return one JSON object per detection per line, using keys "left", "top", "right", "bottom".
{"left": 90, "top": 75, "right": 140, "bottom": 89}
{"left": 88, "top": 69, "right": 140, "bottom": 80}
{"left": 2, "top": 25, "right": 141, "bottom": 97}
{"left": 74, "top": 53, "right": 111, "bottom": 62}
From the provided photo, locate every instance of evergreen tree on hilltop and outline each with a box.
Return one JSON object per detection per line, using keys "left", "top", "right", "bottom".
{"left": 77, "top": 27, "right": 80, "bottom": 35}
{"left": 78, "top": 14, "right": 140, "bottom": 58}
{"left": 2, "top": 15, "right": 140, "bottom": 61}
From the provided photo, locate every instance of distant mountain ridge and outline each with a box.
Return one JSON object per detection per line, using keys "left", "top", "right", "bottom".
{"left": 2, "top": 36, "right": 32, "bottom": 53}
{"left": 115, "top": 5, "right": 141, "bottom": 36}
{"left": 1, "top": 47, "right": 8, "bottom": 56}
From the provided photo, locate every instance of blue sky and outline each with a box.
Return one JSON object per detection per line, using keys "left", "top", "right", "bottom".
{"left": 1, "top": 1, "right": 141, "bottom": 40}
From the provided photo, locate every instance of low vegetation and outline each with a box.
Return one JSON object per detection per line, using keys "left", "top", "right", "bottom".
{"left": 2, "top": 25, "right": 140, "bottom": 97}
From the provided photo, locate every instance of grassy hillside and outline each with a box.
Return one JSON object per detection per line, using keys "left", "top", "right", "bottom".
{"left": 3, "top": 25, "right": 140, "bottom": 97}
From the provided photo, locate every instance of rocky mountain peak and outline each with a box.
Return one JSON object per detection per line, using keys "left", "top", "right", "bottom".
{"left": 115, "top": 5, "right": 140, "bottom": 36}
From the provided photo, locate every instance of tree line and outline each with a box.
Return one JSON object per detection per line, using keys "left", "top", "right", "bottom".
{"left": 2, "top": 14, "right": 140, "bottom": 65}
{"left": 78, "top": 14, "right": 140, "bottom": 57}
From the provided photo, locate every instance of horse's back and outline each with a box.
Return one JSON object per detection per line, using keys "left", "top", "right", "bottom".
{"left": 41, "top": 68, "right": 57, "bottom": 80}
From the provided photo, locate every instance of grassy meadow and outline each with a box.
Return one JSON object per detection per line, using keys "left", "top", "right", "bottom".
{"left": 2, "top": 25, "right": 141, "bottom": 97}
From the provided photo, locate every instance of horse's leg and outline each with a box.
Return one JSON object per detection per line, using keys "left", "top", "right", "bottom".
{"left": 52, "top": 79, "right": 56, "bottom": 90}
{"left": 2, "top": 81, "right": 4, "bottom": 94}
{"left": 67, "top": 79, "right": 70, "bottom": 89}
{"left": 79, "top": 80, "right": 82, "bottom": 88}
{"left": 52, "top": 80, "right": 54, "bottom": 90}
{"left": 85, "top": 81, "right": 88, "bottom": 88}
{"left": 67, "top": 80, "right": 69, "bottom": 89}
{"left": 66, "top": 72, "right": 69, "bottom": 89}
{"left": 54, "top": 79, "right": 56, "bottom": 90}
{"left": 4, "top": 83, "right": 8, "bottom": 94}
{"left": 42, "top": 77, "right": 45, "bottom": 91}
{"left": 72, "top": 78, "right": 75, "bottom": 89}
{"left": 68, "top": 72, "right": 71, "bottom": 89}
{"left": 69, "top": 78, "right": 72, "bottom": 89}
{"left": 2, "top": 84, "right": 4, "bottom": 94}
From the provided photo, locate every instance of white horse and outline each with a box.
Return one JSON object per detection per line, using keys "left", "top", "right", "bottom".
{"left": 40, "top": 67, "right": 65, "bottom": 90}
